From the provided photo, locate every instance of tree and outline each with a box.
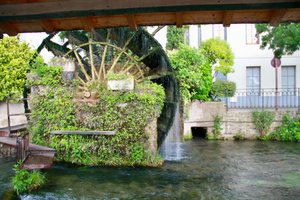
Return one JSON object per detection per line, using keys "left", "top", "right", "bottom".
{"left": 0, "top": 36, "right": 34, "bottom": 101}
{"left": 166, "top": 26, "right": 188, "bottom": 50}
{"left": 256, "top": 23, "right": 300, "bottom": 58}
{"left": 169, "top": 44, "right": 212, "bottom": 103}
{"left": 200, "top": 38, "right": 234, "bottom": 75}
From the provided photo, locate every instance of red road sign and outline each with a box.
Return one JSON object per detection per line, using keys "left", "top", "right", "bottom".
{"left": 271, "top": 57, "right": 281, "bottom": 68}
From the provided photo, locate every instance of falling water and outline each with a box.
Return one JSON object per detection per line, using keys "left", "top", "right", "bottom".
{"left": 160, "top": 103, "right": 185, "bottom": 161}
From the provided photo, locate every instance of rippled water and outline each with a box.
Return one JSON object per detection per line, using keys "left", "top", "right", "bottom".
{"left": 1, "top": 140, "right": 300, "bottom": 200}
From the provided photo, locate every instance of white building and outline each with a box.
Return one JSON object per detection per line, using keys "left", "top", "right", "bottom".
{"left": 153, "top": 24, "right": 300, "bottom": 109}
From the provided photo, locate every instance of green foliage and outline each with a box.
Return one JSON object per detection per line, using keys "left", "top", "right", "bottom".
{"left": 0, "top": 36, "right": 34, "bottom": 101}
{"left": 169, "top": 44, "right": 212, "bottom": 103}
{"left": 256, "top": 23, "right": 300, "bottom": 58}
{"left": 12, "top": 164, "right": 46, "bottom": 194}
{"left": 233, "top": 131, "right": 245, "bottom": 141}
{"left": 269, "top": 114, "right": 300, "bottom": 142}
{"left": 252, "top": 111, "right": 275, "bottom": 137}
{"left": 212, "top": 115, "right": 222, "bottom": 138}
{"left": 166, "top": 26, "right": 188, "bottom": 50}
{"left": 210, "top": 80, "right": 236, "bottom": 100}
{"left": 130, "top": 143, "right": 145, "bottom": 163}
{"left": 183, "top": 132, "right": 193, "bottom": 141}
{"left": 27, "top": 65, "right": 63, "bottom": 86}
{"left": 29, "top": 81, "right": 165, "bottom": 166}
{"left": 200, "top": 38, "right": 234, "bottom": 75}
{"left": 107, "top": 71, "right": 132, "bottom": 80}
{"left": 29, "top": 87, "right": 76, "bottom": 146}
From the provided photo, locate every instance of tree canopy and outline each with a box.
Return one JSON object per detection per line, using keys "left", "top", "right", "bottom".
{"left": 200, "top": 38, "right": 234, "bottom": 75}
{"left": 0, "top": 36, "right": 34, "bottom": 101}
{"left": 255, "top": 23, "right": 300, "bottom": 58}
{"left": 169, "top": 44, "right": 212, "bottom": 103}
{"left": 166, "top": 26, "right": 188, "bottom": 51}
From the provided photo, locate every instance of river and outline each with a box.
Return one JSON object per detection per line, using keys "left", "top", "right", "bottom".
{"left": 1, "top": 140, "right": 300, "bottom": 200}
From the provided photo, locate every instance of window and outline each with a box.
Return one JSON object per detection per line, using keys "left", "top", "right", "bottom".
{"left": 281, "top": 66, "right": 295, "bottom": 89}
{"left": 212, "top": 24, "right": 227, "bottom": 40}
{"left": 245, "top": 24, "right": 259, "bottom": 44}
{"left": 246, "top": 67, "right": 260, "bottom": 92}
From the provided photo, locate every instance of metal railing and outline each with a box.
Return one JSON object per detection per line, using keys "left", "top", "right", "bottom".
{"left": 221, "top": 88, "right": 300, "bottom": 110}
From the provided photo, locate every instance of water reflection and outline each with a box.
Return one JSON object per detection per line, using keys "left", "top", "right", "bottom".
{"left": 1, "top": 140, "right": 300, "bottom": 200}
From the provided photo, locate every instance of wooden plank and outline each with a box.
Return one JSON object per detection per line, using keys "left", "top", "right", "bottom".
{"left": 175, "top": 12, "right": 183, "bottom": 28}
{"left": 270, "top": 9, "right": 287, "bottom": 26}
{"left": 51, "top": 130, "right": 117, "bottom": 135}
{"left": 223, "top": 11, "right": 234, "bottom": 27}
{"left": 0, "top": 0, "right": 299, "bottom": 17}
{"left": 127, "top": 14, "right": 137, "bottom": 31}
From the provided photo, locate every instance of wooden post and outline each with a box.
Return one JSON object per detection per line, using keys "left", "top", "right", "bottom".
{"left": 6, "top": 99, "right": 11, "bottom": 135}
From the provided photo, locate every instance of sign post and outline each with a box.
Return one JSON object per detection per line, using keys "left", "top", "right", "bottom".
{"left": 271, "top": 57, "right": 281, "bottom": 111}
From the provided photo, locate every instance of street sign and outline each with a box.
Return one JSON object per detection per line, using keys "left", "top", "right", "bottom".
{"left": 271, "top": 57, "right": 281, "bottom": 68}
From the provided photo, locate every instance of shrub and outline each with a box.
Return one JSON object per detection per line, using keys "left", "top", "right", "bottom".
{"left": 269, "top": 114, "right": 300, "bottom": 142}
{"left": 12, "top": 164, "right": 46, "bottom": 194}
{"left": 208, "top": 115, "right": 222, "bottom": 140}
{"left": 210, "top": 80, "right": 236, "bottom": 100}
{"left": 0, "top": 36, "right": 34, "bottom": 101}
{"left": 200, "top": 38, "right": 234, "bottom": 75}
{"left": 233, "top": 131, "right": 245, "bottom": 141}
{"left": 252, "top": 111, "right": 275, "bottom": 137}
{"left": 169, "top": 44, "right": 212, "bottom": 103}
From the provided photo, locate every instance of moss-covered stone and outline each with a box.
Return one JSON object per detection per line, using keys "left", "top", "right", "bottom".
{"left": 29, "top": 81, "right": 165, "bottom": 167}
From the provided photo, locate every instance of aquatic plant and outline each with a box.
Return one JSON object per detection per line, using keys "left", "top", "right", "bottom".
{"left": 12, "top": 164, "right": 46, "bottom": 194}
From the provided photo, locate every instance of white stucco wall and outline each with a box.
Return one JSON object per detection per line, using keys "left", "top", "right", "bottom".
{"left": 154, "top": 24, "right": 300, "bottom": 91}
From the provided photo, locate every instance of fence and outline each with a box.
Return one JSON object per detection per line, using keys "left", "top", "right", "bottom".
{"left": 221, "top": 88, "right": 300, "bottom": 110}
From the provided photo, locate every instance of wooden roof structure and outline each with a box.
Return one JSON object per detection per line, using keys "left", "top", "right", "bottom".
{"left": 0, "top": 0, "right": 300, "bottom": 35}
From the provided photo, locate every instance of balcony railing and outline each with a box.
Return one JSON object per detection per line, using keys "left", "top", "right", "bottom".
{"left": 221, "top": 88, "right": 300, "bottom": 110}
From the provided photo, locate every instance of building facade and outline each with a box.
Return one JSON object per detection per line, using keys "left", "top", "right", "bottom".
{"left": 153, "top": 24, "right": 300, "bottom": 109}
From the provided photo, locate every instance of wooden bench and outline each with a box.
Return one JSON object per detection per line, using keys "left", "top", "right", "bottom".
{"left": 50, "top": 130, "right": 116, "bottom": 136}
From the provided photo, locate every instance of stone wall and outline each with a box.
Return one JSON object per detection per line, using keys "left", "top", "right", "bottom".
{"left": 184, "top": 100, "right": 299, "bottom": 139}
{"left": 0, "top": 143, "right": 16, "bottom": 158}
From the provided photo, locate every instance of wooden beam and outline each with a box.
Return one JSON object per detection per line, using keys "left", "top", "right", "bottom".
{"left": 223, "top": 11, "right": 234, "bottom": 27}
{"left": 0, "top": 22, "right": 19, "bottom": 36}
{"left": 127, "top": 14, "right": 137, "bottom": 31}
{"left": 175, "top": 12, "right": 183, "bottom": 28}
{"left": 41, "top": 19, "right": 55, "bottom": 32}
{"left": 81, "top": 17, "right": 95, "bottom": 32}
{"left": 270, "top": 9, "right": 287, "bottom": 26}
{"left": 51, "top": 130, "right": 117, "bottom": 136}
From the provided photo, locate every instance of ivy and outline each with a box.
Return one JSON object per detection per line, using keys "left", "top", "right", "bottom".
{"left": 29, "top": 81, "right": 165, "bottom": 166}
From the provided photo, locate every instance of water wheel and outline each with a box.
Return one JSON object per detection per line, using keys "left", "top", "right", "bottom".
{"left": 63, "top": 30, "right": 149, "bottom": 92}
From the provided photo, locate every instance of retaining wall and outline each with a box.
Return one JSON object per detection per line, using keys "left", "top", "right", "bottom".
{"left": 184, "top": 101, "right": 298, "bottom": 139}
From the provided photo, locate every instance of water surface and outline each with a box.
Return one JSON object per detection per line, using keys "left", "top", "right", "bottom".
{"left": 1, "top": 140, "right": 300, "bottom": 199}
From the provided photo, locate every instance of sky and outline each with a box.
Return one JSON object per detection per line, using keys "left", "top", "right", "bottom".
{"left": 20, "top": 32, "right": 59, "bottom": 64}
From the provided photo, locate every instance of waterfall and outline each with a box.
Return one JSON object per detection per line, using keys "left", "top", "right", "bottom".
{"left": 160, "top": 103, "right": 184, "bottom": 161}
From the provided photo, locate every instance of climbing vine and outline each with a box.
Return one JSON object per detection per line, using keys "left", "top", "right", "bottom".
{"left": 29, "top": 81, "right": 165, "bottom": 166}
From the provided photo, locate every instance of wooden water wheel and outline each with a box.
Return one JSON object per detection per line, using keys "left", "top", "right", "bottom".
{"left": 63, "top": 31, "right": 149, "bottom": 92}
